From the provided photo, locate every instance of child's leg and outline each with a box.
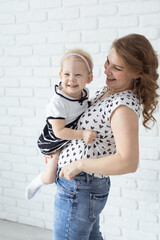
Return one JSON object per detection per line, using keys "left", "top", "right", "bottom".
{"left": 41, "top": 151, "right": 59, "bottom": 184}
{"left": 25, "top": 151, "right": 60, "bottom": 200}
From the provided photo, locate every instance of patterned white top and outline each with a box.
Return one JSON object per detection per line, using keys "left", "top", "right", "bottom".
{"left": 58, "top": 87, "right": 141, "bottom": 178}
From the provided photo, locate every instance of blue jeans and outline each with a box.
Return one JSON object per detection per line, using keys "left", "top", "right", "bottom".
{"left": 53, "top": 170, "right": 110, "bottom": 240}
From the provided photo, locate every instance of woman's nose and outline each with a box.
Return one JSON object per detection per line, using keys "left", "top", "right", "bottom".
{"left": 104, "top": 65, "right": 111, "bottom": 76}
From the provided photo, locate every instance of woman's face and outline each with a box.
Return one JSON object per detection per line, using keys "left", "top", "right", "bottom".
{"left": 104, "top": 47, "right": 138, "bottom": 93}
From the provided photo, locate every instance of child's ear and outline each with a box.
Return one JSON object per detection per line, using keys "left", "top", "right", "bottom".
{"left": 87, "top": 73, "right": 93, "bottom": 84}
{"left": 59, "top": 72, "right": 62, "bottom": 79}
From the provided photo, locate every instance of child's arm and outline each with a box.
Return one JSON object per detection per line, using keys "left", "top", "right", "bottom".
{"left": 51, "top": 119, "right": 96, "bottom": 144}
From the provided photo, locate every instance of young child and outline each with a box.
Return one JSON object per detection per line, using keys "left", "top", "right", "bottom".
{"left": 25, "top": 49, "right": 96, "bottom": 200}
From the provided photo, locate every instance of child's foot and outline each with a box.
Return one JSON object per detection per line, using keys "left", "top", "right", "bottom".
{"left": 25, "top": 173, "right": 44, "bottom": 200}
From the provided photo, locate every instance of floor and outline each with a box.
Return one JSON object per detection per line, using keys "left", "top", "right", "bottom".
{"left": 0, "top": 219, "right": 52, "bottom": 240}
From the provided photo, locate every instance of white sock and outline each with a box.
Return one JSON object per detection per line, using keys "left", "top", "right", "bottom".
{"left": 25, "top": 173, "right": 44, "bottom": 200}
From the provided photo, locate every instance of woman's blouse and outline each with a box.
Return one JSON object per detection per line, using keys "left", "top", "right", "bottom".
{"left": 58, "top": 87, "right": 141, "bottom": 178}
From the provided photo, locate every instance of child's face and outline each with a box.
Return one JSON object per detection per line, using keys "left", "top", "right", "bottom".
{"left": 59, "top": 57, "right": 93, "bottom": 98}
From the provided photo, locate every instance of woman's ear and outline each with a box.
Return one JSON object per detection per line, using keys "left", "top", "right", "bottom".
{"left": 87, "top": 73, "right": 93, "bottom": 84}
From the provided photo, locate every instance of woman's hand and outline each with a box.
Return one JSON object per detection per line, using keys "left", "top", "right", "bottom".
{"left": 59, "top": 160, "right": 83, "bottom": 180}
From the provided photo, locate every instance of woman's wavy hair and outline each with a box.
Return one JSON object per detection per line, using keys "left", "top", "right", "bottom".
{"left": 112, "top": 34, "right": 159, "bottom": 129}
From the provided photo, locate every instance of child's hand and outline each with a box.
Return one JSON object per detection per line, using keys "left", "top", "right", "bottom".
{"left": 82, "top": 130, "right": 97, "bottom": 144}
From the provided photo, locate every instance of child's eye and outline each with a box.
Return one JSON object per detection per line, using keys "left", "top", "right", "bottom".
{"left": 76, "top": 74, "right": 82, "bottom": 77}
{"left": 64, "top": 73, "right": 69, "bottom": 76}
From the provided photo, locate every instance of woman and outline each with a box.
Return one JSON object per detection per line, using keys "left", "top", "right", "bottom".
{"left": 52, "top": 34, "right": 159, "bottom": 240}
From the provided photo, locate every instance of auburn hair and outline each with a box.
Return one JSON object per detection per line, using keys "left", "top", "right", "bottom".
{"left": 112, "top": 34, "right": 159, "bottom": 129}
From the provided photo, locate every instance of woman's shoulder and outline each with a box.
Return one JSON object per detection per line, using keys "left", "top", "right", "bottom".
{"left": 107, "top": 90, "right": 141, "bottom": 118}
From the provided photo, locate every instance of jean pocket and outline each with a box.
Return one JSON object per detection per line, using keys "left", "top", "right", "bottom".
{"left": 89, "top": 191, "right": 109, "bottom": 222}
{"left": 57, "top": 177, "right": 76, "bottom": 200}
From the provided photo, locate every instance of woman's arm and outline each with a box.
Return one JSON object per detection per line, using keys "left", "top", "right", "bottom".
{"left": 60, "top": 105, "right": 139, "bottom": 180}
{"left": 51, "top": 119, "right": 96, "bottom": 144}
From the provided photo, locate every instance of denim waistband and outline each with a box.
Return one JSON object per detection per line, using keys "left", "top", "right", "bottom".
{"left": 57, "top": 168, "right": 109, "bottom": 185}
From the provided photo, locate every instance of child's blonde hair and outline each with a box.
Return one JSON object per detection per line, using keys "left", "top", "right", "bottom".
{"left": 61, "top": 48, "right": 93, "bottom": 73}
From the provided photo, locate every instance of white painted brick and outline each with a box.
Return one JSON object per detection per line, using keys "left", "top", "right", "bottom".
{"left": 5, "top": 46, "right": 32, "bottom": 56}
{"left": 121, "top": 208, "right": 158, "bottom": 223}
{"left": 0, "top": 144, "right": 9, "bottom": 153}
{"left": 12, "top": 163, "right": 39, "bottom": 174}
{"left": 119, "top": 1, "right": 160, "bottom": 15}
{"left": 29, "top": 21, "right": 61, "bottom": 33}
{"left": 118, "top": 27, "right": 160, "bottom": 41}
{"left": 140, "top": 148, "right": 159, "bottom": 160}
{"left": 0, "top": 153, "right": 26, "bottom": 164}
{"left": 0, "top": 78, "right": 19, "bottom": 87}
{"left": 29, "top": 209, "right": 52, "bottom": 221}
{"left": 81, "top": 4, "right": 117, "bottom": 17}
{"left": 0, "top": 57, "right": 19, "bottom": 67}
{"left": 138, "top": 180, "right": 160, "bottom": 192}
{"left": 47, "top": 31, "right": 81, "bottom": 43}
{"left": 0, "top": 35, "right": 15, "bottom": 46}
{"left": 0, "top": 1, "right": 28, "bottom": 12}
{"left": 6, "top": 88, "right": 33, "bottom": 97}
{"left": 0, "top": 13, "right": 15, "bottom": 24}
{"left": 140, "top": 222, "right": 160, "bottom": 234}
{"left": 2, "top": 96, "right": 19, "bottom": 106}
{"left": 30, "top": 0, "right": 60, "bottom": 9}
{"left": 123, "top": 229, "right": 157, "bottom": 240}
{"left": 5, "top": 206, "right": 28, "bottom": 217}
{"left": 34, "top": 88, "right": 52, "bottom": 98}
{"left": 82, "top": 30, "right": 117, "bottom": 43}
{"left": 140, "top": 14, "right": 160, "bottom": 27}
{"left": 16, "top": 34, "right": 46, "bottom": 45}
{"left": 1, "top": 24, "right": 29, "bottom": 35}
{"left": 0, "top": 196, "right": 16, "bottom": 206}
{"left": 0, "top": 160, "right": 11, "bottom": 170}
{"left": 63, "top": 0, "right": 97, "bottom": 7}
{"left": 16, "top": 11, "right": 46, "bottom": 23}
{"left": 134, "top": 169, "right": 158, "bottom": 181}
{"left": 21, "top": 56, "right": 49, "bottom": 67}
{"left": 17, "top": 199, "right": 43, "bottom": 211}
{"left": 108, "top": 196, "right": 138, "bottom": 210}
{"left": 0, "top": 178, "right": 12, "bottom": 188}
{"left": 11, "top": 145, "right": 37, "bottom": 156}
{"left": 0, "top": 116, "right": 22, "bottom": 126}
{"left": 20, "top": 97, "right": 48, "bottom": 108}
{"left": 33, "top": 67, "right": 57, "bottom": 77}
{"left": 122, "top": 189, "right": 158, "bottom": 202}
{"left": 18, "top": 216, "right": 44, "bottom": 228}
{"left": 5, "top": 67, "right": 32, "bottom": 77}
{"left": 0, "top": 88, "right": 4, "bottom": 96}
{"left": 48, "top": 8, "right": 79, "bottom": 20}
{"left": 0, "top": 126, "right": 10, "bottom": 135}
{"left": 20, "top": 77, "right": 50, "bottom": 87}
{"left": 1, "top": 171, "right": 26, "bottom": 182}
{"left": 0, "top": 212, "right": 17, "bottom": 222}
{"left": 8, "top": 107, "right": 34, "bottom": 117}
{"left": 99, "top": 16, "right": 138, "bottom": 28}
{"left": 63, "top": 19, "right": 97, "bottom": 31}
{"left": 34, "top": 44, "right": 63, "bottom": 56}
{"left": 0, "top": 106, "right": 6, "bottom": 115}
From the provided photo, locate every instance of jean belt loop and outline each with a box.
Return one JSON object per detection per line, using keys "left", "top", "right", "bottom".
{"left": 86, "top": 173, "right": 90, "bottom": 183}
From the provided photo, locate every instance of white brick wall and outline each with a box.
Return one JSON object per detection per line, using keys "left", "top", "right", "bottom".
{"left": 0, "top": 0, "right": 160, "bottom": 239}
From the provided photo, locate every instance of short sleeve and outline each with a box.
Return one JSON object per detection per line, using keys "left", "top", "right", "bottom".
{"left": 107, "top": 91, "right": 141, "bottom": 121}
{"left": 46, "top": 96, "right": 67, "bottom": 119}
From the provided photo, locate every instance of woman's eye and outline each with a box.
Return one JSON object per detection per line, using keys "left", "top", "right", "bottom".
{"left": 114, "top": 67, "right": 122, "bottom": 71}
